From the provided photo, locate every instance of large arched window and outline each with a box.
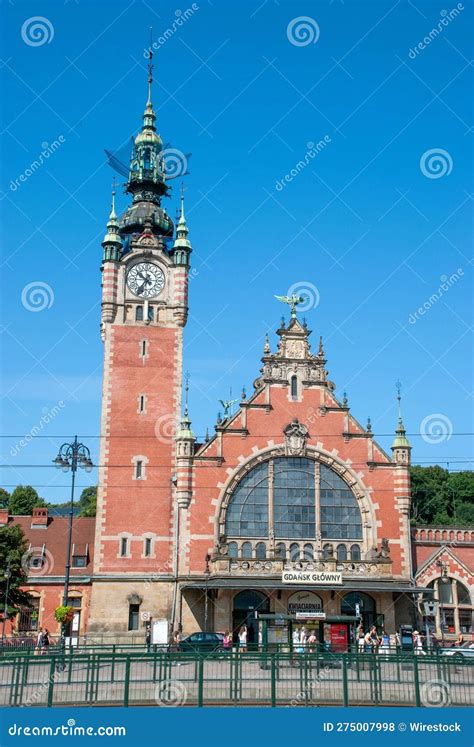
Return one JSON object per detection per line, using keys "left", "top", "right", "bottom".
{"left": 224, "top": 456, "right": 363, "bottom": 542}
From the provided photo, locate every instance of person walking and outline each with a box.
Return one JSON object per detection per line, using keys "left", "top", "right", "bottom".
{"left": 307, "top": 629, "right": 317, "bottom": 654}
{"left": 238, "top": 625, "right": 247, "bottom": 653}
{"left": 357, "top": 625, "right": 365, "bottom": 653}
{"left": 364, "top": 626, "right": 379, "bottom": 653}
{"left": 223, "top": 631, "right": 232, "bottom": 652}
{"left": 413, "top": 630, "right": 426, "bottom": 655}
{"left": 41, "top": 628, "right": 50, "bottom": 655}
{"left": 378, "top": 630, "right": 390, "bottom": 656}
{"left": 35, "top": 627, "right": 43, "bottom": 656}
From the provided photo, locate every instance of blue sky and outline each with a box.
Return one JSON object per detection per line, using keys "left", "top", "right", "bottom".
{"left": 0, "top": 0, "right": 472, "bottom": 502}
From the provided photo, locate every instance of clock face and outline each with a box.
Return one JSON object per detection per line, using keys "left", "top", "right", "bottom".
{"left": 126, "top": 263, "right": 165, "bottom": 299}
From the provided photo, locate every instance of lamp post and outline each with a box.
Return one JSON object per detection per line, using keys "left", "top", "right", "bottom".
{"left": 53, "top": 436, "right": 93, "bottom": 648}
{"left": 436, "top": 559, "right": 449, "bottom": 643}
{"left": 204, "top": 554, "right": 211, "bottom": 632}
{"left": 1, "top": 559, "right": 12, "bottom": 645}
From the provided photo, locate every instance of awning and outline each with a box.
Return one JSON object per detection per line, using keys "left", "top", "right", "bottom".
{"left": 180, "top": 578, "right": 432, "bottom": 593}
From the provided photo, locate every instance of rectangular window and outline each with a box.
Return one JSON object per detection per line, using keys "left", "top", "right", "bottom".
{"left": 144, "top": 538, "right": 152, "bottom": 557}
{"left": 135, "top": 461, "right": 143, "bottom": 479}
{"left": 459, "top": 609, "right": 473, "bottom": 634}
{"left": 120, "top": 537, "right": 128, "bottom": 557}
{"left": 72, "top": 556, "right": 87, "bottom": 568}
{"left": 128, "top": 603, "right": 140, "bottom": 631}
{"left": 18, "top": 598, "right": 40, "bottom": 632}
{"left": 439, "top": 581, "right": 453, "bottom": 605}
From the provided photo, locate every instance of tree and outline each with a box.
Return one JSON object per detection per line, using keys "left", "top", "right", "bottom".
{"left": 410, "top": 466, "right": 474, "bottom": 525}
{"left": 79, "top": 486, "right": 97, "bottom": 517}
{"left": 9, "top": 486, "right": 46, "bottom": 516}
{"left": 0, "top": 523, "right": 33, "bottom": 620}
{"left": 0, "top": 488, "right": 10, "bottom": 510}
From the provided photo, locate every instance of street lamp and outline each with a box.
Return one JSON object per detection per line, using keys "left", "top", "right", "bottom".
{"left": 1, "top": 559, "right": 12, "bottom": 645}
{"left": 53, "top": 436, "right": 93, "bottom": 648}
{"left": 436, "top": 559, "right": 449, "bottom": 642}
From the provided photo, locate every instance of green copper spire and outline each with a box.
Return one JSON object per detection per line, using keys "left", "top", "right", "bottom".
{"left": 176, "top": 372, "right": 195, "bottom": 440}
{"left": 172, "top": 184, "right": 192, "bottom": 265}
{"left": 102, "top": 180, "right": 122, "bottom": 261}
{"left": 391, "top": 381, "right": 411, "bottom": 450}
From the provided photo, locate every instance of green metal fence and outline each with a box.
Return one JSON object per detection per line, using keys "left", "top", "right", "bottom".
{"left": 0, "top": 651, "right": 472, "bottom": 708}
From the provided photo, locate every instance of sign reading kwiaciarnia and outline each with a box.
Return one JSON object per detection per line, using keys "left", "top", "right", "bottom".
{"left": 282, "top": 570, "right": 343, "bottom": 585}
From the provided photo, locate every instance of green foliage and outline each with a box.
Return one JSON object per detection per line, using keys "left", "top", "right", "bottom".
{"left": 79, "top": 486, "right": 97, "bottom": 517}
{"left": 0, "top": 488, "right": 10, "bottom": 509}
{"left": 410, "top": 467, "right": 474, "bottom": 525}
{"left": 9, "top": 485, "right": 46, "bottom": 516}
{"left": 54, "top": 605, "right": 74, "bottom": 624}
{"left": 0, "top": 524, "right": 33, "bottom": 617}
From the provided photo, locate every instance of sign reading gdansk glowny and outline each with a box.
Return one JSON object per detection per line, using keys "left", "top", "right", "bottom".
{"left": 282, "top": 570, "right": 343, "bottom": 585}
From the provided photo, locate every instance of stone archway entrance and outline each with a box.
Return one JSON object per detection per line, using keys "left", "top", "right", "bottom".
{"left": 232, "top": 590, "right": 270, "bottom": 647}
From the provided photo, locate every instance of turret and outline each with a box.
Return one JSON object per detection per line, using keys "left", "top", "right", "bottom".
{"left": 171, "top": 186, "right": 192, "bottom": 267}
{"left": 101, "top": 187, "right": 122, "bottom": 263}
{"left": 391, "top": 382, "right": 411, "bottom": 466}
{"left": 175, "top": 378, "right": 195, "bottom": 509}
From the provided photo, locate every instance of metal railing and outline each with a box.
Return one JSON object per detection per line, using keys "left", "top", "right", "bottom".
{"left": 0, "top": 650, "right": 472, "bottom": 707}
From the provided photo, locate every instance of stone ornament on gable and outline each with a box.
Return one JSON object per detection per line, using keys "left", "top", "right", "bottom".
{"left": 283, "top": 419, "right": 309, "bottom": 456}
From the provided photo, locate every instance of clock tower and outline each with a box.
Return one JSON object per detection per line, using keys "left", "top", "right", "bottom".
{"left": 88, "top": 55, "right": 192, "bottom": 633}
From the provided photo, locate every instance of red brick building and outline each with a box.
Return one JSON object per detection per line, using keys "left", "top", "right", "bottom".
{"left": 1, "top": 507, "right": 94, "bottom": 643}
{"left": 5, "top": 66, "right": 472, "bottom": 646}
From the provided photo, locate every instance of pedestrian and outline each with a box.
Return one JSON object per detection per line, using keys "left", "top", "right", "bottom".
{"left": 307, "top": 629, "right": 317, "bottom": 654}
{"left": 238, "top": 625, "right": 247, "bottom": 653}
{"left": 364, "top": 626, "right": 378, "bottom": 653}
{"left": 455, "top": 633, "right": 464, "bottom": 648}
{"left": 35, "top": 627, "right": 43, "bottom": 656}
{"left": 41, "top": 628, "right": 50, "bottom": 655}
{"left": 145, "top": 624, "right": 151, "bottom": 652}
{"left": 223, "top": 631, "right": 232, "bottom": 652}
{"left": 378, "top": 630, "right": 390, "bottom": 656}
{"left": 299, "top": 626, "right": 307, "bottom": 653}
{"left": 357, "top": 625, "right": 365, "bottom": 653}
{"left": 413, "top": 630, "right": 426, "bottom": 655}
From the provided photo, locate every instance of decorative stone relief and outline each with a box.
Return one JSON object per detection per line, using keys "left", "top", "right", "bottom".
{"left": 283, "top": 419, "right": 309, "bottom": 456}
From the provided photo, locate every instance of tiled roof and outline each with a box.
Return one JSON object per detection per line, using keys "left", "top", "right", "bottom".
{"left": 9, "top": 515, "right": 96, "bottom": 579}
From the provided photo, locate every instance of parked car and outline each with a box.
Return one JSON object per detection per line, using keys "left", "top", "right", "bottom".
{"left": 440, "top": 642, "right": 474, "bottom": 661}
{"left": 177, "top": 632, "right": 223, "bottom": 653}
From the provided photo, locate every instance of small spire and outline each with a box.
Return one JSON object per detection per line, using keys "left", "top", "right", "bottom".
{"left": 342, "top": 391, "right": 348, "bottom": 408}
{"left": 184, "top": 371, "right": 190, "bottom": 418}
{"left": 147, "top": 27, "right": 153, "bottom": 107}
{"left": 264, "top": 333, "right": 270, "bottom": 354}
{"left": 205, "top": 427, "right": 210, "bottom": 441}
{"left": 392, "top": 380, "right": 411, "bottom": 451}
{"left": 217, "top": 412, "right": 222, "bottom": 425}
{"left": 366, "top": 416, "right": 372, "bottom": 433}
{"left": 241, "top": 386, "right": 247, "bottom": 401}
{"left": 176, "top": 371, "right": 194, "bottom": 440}
{"left": 318, "top": 336, "right": 325, "bottom": 356}
{"left": 110, "top": 176, "right": 117, "bottom": 221}
{"left": 280, "top": 316, "right": 286, "bottom": 329}
{"left": 102, "top": 177, "right": 122, "bottom": 259}
{"left": 302, "top": 317, "right": 307, "bottom": 329}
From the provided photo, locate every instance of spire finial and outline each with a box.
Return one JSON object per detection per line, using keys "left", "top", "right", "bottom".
{"left": 110, "top": 176, "right": 117, "bottom": 220}
{"left": 147, "top": 27, "right": 154, "bottom": 107}
{"left": 184, "top": 371, "right": 190, "bottom": 417}
{"left": 366, "top": 416, "right": 372, "bottom": 433}
{"left": 264, "top": 333, "right": 270, "bottom": 354}
{"left": 396, "top": 379, "right": 402, "bottom": 422}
